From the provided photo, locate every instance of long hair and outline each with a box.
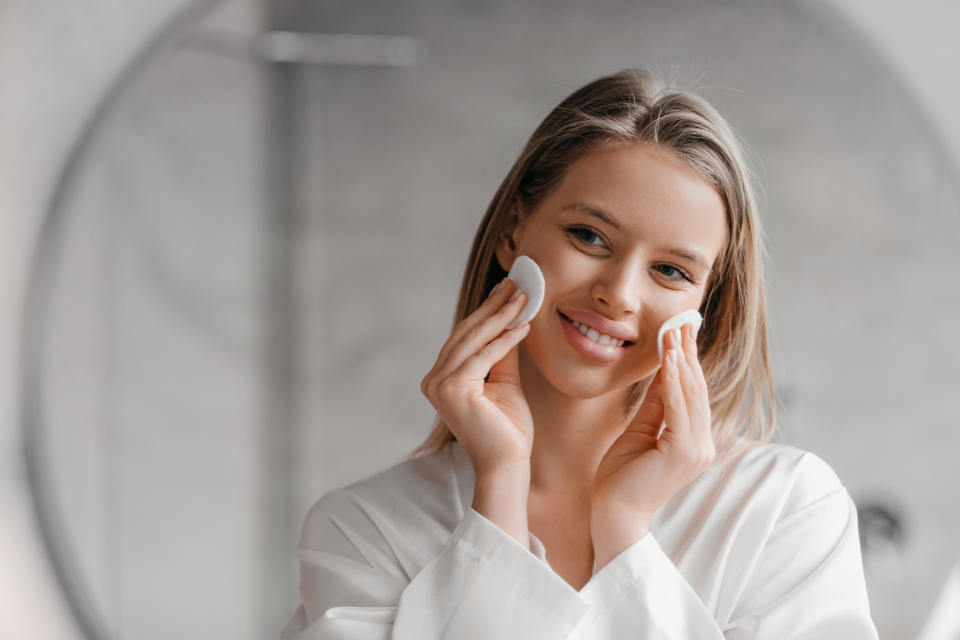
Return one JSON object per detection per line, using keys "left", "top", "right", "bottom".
{"left": 409, "top": 68, "right": 775, "bottom": 461}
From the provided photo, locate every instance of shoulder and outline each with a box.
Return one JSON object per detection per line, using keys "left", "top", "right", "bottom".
{"left": 298, "top": 442, "right": 467, "bottom": 554}
{"left": 710, "top": 445, "right": 873, "bottom": 632}
{"left": 715, "top": 441, "right": 849, "bottom": 519}
{"left": 660, "top": 442, "right": 856, "bottom": 576}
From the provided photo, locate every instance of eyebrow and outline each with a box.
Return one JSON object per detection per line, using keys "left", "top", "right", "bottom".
{"left": 560, "top": 201, "right": 713, "bottom": 272}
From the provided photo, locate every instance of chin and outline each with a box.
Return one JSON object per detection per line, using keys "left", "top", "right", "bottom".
{"left": 553, "top": 375, "right": 613, "bottom": 399}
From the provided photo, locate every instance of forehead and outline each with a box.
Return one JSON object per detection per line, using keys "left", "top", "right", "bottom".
{"left": 541, "top": 142, "right": 728, "bottom": 257}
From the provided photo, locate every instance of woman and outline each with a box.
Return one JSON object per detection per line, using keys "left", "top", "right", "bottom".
{"left": 281, "top": 68, "right": 878, "bottom": 639}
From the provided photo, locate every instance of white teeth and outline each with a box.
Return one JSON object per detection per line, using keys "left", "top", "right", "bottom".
{"left": 570, "top": 319, "right": 625, "bottom": 347}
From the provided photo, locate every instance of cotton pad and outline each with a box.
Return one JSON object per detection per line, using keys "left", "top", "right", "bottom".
{"left": 657, "top": 309, "right": 703, "bottom": 363}
{"left": 505, "top": 255, "right": 545, "bottom": 329}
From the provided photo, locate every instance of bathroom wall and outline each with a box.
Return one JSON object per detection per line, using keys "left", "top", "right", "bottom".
{"left": 1, "top": 4, "right": 193, "bottom": 639}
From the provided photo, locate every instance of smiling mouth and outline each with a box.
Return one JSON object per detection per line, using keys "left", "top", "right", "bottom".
{"left": 558, "top": 312, "right": 635, "bottom": 347}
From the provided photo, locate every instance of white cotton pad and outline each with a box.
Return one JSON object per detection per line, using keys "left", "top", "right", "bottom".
{"left": 657, "top": 309, "right": 703, "bottom": 363}
{"left": 505, "top": 255, "right": 545, "bottom": 329}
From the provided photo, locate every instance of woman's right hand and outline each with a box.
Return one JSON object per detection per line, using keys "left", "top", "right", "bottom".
{"left": 420, "top": 277, "right": 533, "bottom": 477}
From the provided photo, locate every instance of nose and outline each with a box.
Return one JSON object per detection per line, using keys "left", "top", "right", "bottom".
{"left": 590, "top": 259, "right": 643, "bottom": 316}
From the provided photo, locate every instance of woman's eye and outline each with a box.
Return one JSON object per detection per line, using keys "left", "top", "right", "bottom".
{"left": 655, "top": 264, "right": 693, "bottom": 283}
{"left": 562, "top": 224, "right": 693, "bottom": 284}
{"left": 566, "top": 226, "right": 606, "bottom": 248}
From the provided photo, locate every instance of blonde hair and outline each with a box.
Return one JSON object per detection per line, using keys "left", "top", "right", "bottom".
{"left": 409, "top": 68, "right": 775, "bottom": 461}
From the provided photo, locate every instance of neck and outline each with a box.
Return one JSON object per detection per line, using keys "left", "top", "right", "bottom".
{"left": 518, "top": 346, "right": 633, "bottom": 498}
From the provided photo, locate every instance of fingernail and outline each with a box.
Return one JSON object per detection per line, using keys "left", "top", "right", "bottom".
{"left": 670, "top": 327, "right": 681, "bottom": 345}
{"left": 508, "top": 288, "right": 524, "bottom": 303}
{"left": 667, "top": 349, "right": 678, "bottom": 364}
{"left": 489, "top": 278, "right": 507, "bottom": 297}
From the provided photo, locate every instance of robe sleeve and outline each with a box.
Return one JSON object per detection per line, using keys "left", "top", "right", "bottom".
{"left": 279, "top": 489, "right": 590, "bottom": 639}
{"left": 575, "top": 452, "right": 879, "bottom": 639}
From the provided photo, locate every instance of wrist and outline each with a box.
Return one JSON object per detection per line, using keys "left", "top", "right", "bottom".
{"left": 475, "top": 457, "right": 530, "bottom": 480}
{"left": 472, "top": 463, "right": 531, "bottom": 549}
{"left": 590, "top": 506, "right": 653, "bottom": 571}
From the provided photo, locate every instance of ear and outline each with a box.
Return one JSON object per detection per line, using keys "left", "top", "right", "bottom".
{"left": 493, "top": 206, "right": 523, "bottom": 273}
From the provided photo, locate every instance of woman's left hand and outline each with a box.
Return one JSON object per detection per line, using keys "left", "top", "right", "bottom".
{"left": 590, "top": 322, "right": 715, "bottom": 567}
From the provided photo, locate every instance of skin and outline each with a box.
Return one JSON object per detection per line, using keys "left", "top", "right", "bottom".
{"left": 421, "top": 141, "right": 727, "bottom": 590}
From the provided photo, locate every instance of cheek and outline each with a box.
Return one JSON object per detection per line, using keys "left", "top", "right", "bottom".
{"left": 625, "top": 338, "right": 661, "bottom": 379}
{"left": 530, "top": 302, "right": 563, "bottom": 347}
{"left": 539, "top": 258, "right": 601, "bottom": 309}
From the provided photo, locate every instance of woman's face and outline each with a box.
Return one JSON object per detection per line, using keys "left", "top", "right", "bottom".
{"left": 496, "top": 142, "right": 728, "bottom": 398}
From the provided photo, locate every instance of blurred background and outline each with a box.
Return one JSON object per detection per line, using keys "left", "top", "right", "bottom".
{"left": 2, "top": 0, "right": 959, "bottom": 638}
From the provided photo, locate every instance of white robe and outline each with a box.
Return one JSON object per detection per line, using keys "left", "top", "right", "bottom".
{"left": 280, "top": 440, "right": 878, "bottom": 639}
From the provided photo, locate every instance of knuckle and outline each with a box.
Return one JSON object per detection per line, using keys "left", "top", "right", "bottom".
{"left": 436, "top": 377, "right": 457, "bottom": 398}
{"left": 451, "top": 318, "right": 469, "bottom": 336}
{"left": 464, "top": 325, "right": 482, "bottom": 343}
{"left": 688, "top": 384, "right": 705, "bottom": 403}
{"left": 666, "top": 365, "right": 680, "bottom": 383}
{"left": 665, "top": 390, "right": 683, "bottom": 408}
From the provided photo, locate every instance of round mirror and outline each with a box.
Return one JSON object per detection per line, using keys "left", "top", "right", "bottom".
{"left": 23, "top": 0, "right": 960, "bottom": 638}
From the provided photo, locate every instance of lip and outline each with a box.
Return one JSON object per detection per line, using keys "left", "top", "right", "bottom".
{"left": 558, "top": 311, "right": 632, "bottom": 363}
{"left": 557, "top": 307, "right": 638, "bottom": 342}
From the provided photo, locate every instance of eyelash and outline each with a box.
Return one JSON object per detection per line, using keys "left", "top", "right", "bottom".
{"left": 560, "top": 224, "right": 695, "bottom": 284}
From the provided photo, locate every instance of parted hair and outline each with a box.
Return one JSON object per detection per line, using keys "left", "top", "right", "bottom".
{"left": 409, "top": 67, "right": 775, "bottom": 461}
